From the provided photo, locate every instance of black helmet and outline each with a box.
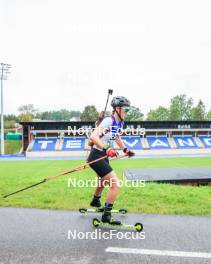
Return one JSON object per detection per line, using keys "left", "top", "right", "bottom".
{"left": 111, "top": 96, "right": 131, "bottom": 108}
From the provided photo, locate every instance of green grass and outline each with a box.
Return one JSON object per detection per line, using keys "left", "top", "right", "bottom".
{"left": 0, "top": 157, "right": 211, "bottom": 216}
{"left": 4, "top": 140, "right": 22, "bottom": 154}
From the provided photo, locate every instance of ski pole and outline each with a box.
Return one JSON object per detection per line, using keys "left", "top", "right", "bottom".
{"left": 95, "top": 89, "right": 113, "bottom": 126}
{"left": 103, "top": 89, "right": 113, "bottom": 114}
{"left": 2, "top": 153, "right": 127, "bottom": 198}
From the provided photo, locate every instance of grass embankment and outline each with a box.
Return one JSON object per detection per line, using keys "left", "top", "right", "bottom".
{"left": 4, "top": 140, "right": 22, "bottom": 154}
{"left": 0, "top": 157, "right": 211, "bottom": 216}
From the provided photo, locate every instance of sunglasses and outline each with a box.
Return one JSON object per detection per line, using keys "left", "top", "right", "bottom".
{"left": 122, "top": 107, "right": 130, "bottom": 113}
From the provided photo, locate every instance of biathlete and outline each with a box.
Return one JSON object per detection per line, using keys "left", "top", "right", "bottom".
{"left": 87, "top": 96, "right": 135, "bottom": 225}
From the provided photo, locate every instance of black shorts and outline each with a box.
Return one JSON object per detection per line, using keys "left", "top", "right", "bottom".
{"left": 87, "top": 148, "right": 113, "bottom": 178}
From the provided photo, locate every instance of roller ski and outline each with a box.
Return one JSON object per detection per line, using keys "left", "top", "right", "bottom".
{"left": 92, "top": 204, "right": 143, "bottom": 232}
{"left": 79, "top": 208, "right": 127, "bottom": 214}
{"left": 92, "top": 218, "right": 143, "bottom": 232}
{"left": 80, "top": 195, "right": 127, "bottom": 214}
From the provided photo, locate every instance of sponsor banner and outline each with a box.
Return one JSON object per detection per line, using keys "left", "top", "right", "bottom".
{"left": 62, "top": 137, "right": 86, "bottom": 151}
{"left": 173, "top": 136, "right": 198, "bottom": 149}
{"left": 146, "top": 136, "right": 170, "bottom": 149}
{"left": 32, "top": 138, "right": 57, "bottom": 151}
{"left": 199, "top": 136, "right": 211, "bottom": 148}
{"left": 121, "top": 136, "right": 143, "bottom": 150}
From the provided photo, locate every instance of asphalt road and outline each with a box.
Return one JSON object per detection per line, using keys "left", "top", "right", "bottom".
{"left": 0, "top": 207, "right": 211, "bottom": 264}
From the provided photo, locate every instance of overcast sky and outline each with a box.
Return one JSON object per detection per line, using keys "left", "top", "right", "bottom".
{"left": 1, "top": 0, "right": 211, "bottom": 115}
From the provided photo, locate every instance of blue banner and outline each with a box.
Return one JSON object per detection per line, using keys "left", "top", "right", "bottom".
{"left": 62, "top": 137, "right": 85, "bottom": 151}
{"left": 173, "top": 136, "right": 198, "bottom": 149}
{"left": 32, "top": 138, "right": 57, "bottom": 151}
{"left": 121, "top": 136, "right": 143, "bottom": 150}
{"left": 199, "top": 136, "right": 211, "bottom": 148}
{"left": 146, "top": 136, "right": 170, "bottom": 149}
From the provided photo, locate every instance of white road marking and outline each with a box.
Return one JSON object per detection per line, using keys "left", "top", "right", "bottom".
{"left": 105, "top": 247, "right": 211, "bottom": 259}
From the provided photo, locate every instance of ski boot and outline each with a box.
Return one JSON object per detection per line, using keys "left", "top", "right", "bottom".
{"left": 101, "top": 204, "right": 121, "bottom": 225}
{"left": 90, "top": 195, "right": 101, "bottom": 208}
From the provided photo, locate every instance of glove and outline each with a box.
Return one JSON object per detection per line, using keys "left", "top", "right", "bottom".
{"left": 123, "top": 148, "right": 135, "bottom": 157}
{"left": 104, "top": 147, "right": 118, "bottom": 158}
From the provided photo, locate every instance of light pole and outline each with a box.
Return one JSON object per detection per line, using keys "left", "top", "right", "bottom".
{"left": 0, "top": 63, "right": 11, "bottom": 155}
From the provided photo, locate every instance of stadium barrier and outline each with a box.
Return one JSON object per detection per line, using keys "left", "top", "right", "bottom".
{"left": 24, "top": 135, "right": 211, "bottom": 158}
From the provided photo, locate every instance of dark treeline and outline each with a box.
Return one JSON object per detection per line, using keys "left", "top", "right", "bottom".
{"left": 4, "top": 94, "right": 211, "bottom": 128}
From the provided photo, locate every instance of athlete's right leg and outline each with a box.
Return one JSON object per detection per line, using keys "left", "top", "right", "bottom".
{"left": 100, "top": 171, "right": 121, "bottom": 224}
{"left": 88, "top": 148, "right": 113, "bottom": 208}
{"left": 101, "top": 171, "right": 120, "bottom": 203}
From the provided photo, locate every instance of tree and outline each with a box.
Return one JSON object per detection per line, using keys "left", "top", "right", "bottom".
{"left": 69, "top": 110, "right": 81, "bottom": 120}
{"left": 125, "top": 106, "right": 144, "bottom": 121}
{"left": 18, "top": 104, "right": 37, "bottom": 121}
{"left": 4, "top": 114, "right": 19, "bottom": 128}
{"left": 5, "top": 114, "right": 19, "bottom": 122}
{"left": 35, "top": 110, "right": 81, "bottom": 121}
{"left": 191, "top": 99, "right": 206, "bottom": 120}
{"left": 80, "top": 105, "right": 99, "bottom": 121}
{"left": 207, "top": 109, "right": 211, "bottom": 120}
{"left": 169, "top": 94, "right": 193, "bottom": 120}
{"left": 4, "top": 120, "right": 16, "bottom": 129}
{"left": 146, "top": 106, "right": 169, "bottom": 121}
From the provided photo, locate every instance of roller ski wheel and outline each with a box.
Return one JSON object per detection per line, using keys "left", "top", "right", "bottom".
{"left": 135, "top": 222, "right": 144, "bottom": 232}
{"left": 92, "top": 218, "right": 143, "bottom": 232}
{"left": 79, "top": 208, "right": 87, "bottom": 214}
{"left": 93, "top": 218, "right": 100, "bottom": 227}
{"left": 79, "top": 208, "right": 127, "bottom": 214}
{"left": 119, "top": 208, "right": 127, "bottom": 214}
